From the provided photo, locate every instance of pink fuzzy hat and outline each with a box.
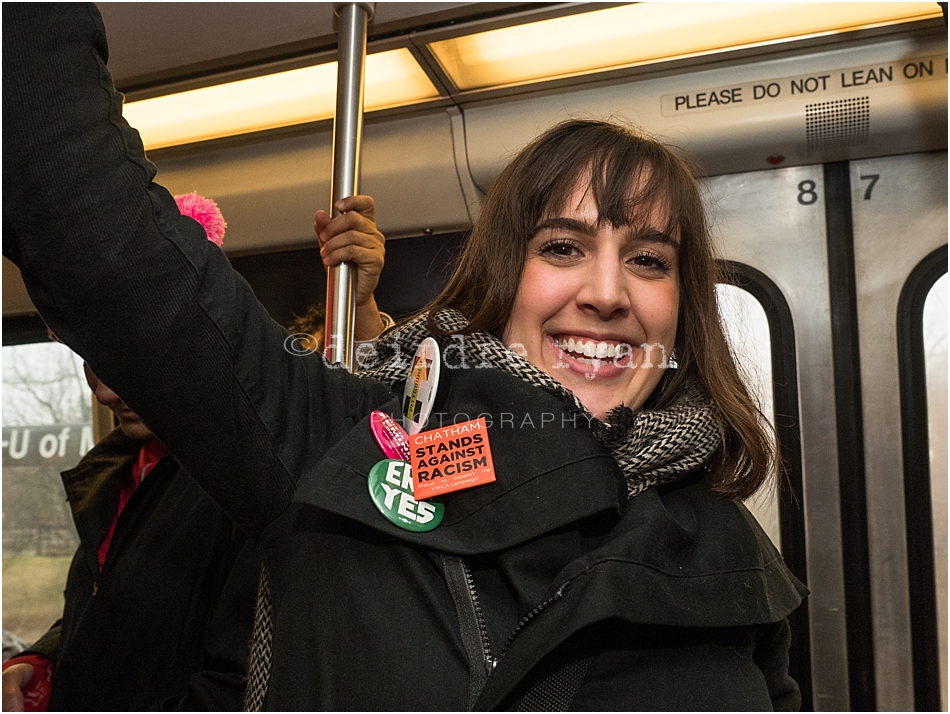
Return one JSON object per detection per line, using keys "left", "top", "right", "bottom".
{"left": 174, "top": 192, "right": 226, "bottom": 246}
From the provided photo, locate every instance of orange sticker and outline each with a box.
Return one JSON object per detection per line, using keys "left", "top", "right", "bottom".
{"left": 410, "top": 417, "right": 496, "bottom": 500}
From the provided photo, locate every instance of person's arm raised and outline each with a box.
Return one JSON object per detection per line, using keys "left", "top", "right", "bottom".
{"left": 3, "top": 4, "right": 390, "bottom": 538}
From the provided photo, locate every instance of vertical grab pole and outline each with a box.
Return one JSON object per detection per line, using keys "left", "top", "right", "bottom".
{"left": 325, "top": 2, "right": 375, "bottom": 371}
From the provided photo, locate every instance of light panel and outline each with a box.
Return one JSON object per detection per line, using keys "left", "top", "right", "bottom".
{"left": 125, "top": 48, "right": 439, "bottom": 150}
{"left": 428, "top": 3, "right": 943, "bottom": 91}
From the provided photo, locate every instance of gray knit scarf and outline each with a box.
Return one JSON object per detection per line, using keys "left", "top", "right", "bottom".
{"left": 243, "top": 310, "right": 722, "bottom": 710}
{"left": 360, "top": 309, "right": 722, "bottom": 498}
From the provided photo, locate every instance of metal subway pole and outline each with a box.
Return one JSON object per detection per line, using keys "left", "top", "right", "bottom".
{"left": 324, "top": 2, "right": 375, "bottom": 371}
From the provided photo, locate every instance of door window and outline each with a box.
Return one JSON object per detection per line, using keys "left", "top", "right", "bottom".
{"left": 2, "top": 342, "right": 91, "bottom": 655}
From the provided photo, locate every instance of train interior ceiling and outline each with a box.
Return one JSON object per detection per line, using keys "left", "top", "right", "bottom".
{"left": 1, "top": 2, "right": 947, "bottom": 713}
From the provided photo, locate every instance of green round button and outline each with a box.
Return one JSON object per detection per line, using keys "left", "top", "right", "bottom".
{"left": 367, "top": 460, "right": 444, "bottom": 532}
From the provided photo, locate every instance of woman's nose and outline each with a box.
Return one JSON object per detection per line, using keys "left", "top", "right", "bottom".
{"left": 94, "top": 381, "right": 122, "bottom": 408}
{"left": 577, "top": 261, "right": 631, "bottom": 317}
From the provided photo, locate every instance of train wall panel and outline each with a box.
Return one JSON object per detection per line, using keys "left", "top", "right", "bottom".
{"left": 149, "top": 111, "right": 471, "bottom": 254}
{"left": 461, "top": 34, "right": 947, "bottom": 186}
{"left": 700, "top": 165, "right": 849, "bottom": 711}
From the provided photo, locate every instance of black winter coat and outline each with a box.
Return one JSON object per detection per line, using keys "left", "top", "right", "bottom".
{"left": 255, "top": 368, "right": 805, "bottom": 711}
{"left": 3, "top": 4, "right": 807, "bottom": 710}
{"left": 25, "top": 429, "right": 258, "bottom": 711}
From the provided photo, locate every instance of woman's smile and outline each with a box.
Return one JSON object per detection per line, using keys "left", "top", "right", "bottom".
{"left": 550, "top": 334, "right": 649, "bottom": 376}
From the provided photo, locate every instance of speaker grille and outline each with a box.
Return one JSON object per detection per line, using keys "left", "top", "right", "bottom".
{"left": 805, "top": 96, "right": 870, "bottom": 152}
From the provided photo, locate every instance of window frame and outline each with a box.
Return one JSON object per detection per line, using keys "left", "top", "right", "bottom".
{"left": 719, "top": 259, "right": 810, "bottom": 710}
{"left": 896, "top": 243, "right": 947, "bottom": 712}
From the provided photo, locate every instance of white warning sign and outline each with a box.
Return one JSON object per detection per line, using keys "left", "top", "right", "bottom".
{"left": 661, "top": 53, "right": 946, "bottom": 116}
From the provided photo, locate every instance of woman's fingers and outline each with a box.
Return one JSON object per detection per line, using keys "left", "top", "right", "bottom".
{"left": 313, "top": 196, "right": 385, "bottom": 306}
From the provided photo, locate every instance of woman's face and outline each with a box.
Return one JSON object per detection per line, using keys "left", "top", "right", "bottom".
{"left": 503, "top": 181, "right": 680, "bottom": 420}
{"left": 83, "top": 363, "right": 155, "bottom": 441}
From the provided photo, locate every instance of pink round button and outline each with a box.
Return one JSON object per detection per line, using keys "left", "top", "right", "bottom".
{"left": 370, "top": 410, "right": 411, "bottom": 461}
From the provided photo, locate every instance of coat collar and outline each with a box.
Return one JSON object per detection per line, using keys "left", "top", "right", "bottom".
{"left": 62, "top": 428, "right": 140, "bottom": 515}
{"left": 293, "top": 366, "right": 627, "bottom": 554}
{"left": 61, "top": 428, "right": 175, "bottom": 574}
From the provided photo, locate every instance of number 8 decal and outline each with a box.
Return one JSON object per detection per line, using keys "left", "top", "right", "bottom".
{"left": 797, "top": 180, "right": 818, "bottom": 205}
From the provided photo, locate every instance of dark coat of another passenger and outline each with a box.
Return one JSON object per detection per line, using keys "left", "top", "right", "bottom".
{"left": 25, "top": 429, "right": 258, "bottom": 711}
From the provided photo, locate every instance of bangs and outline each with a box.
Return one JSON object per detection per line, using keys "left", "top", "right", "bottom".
{"left": 534, "top": 131, "right": 696, "bottom": 241}
{"left": 432, "top": 119, "right": 707, "bottom": 338}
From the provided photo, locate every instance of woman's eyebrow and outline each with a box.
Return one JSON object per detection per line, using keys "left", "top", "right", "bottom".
{"left": 630, "top": 227, "right": 680, "bottom": 251}
{"left": 532, "top": 217, "right": 597, "bottom": 236}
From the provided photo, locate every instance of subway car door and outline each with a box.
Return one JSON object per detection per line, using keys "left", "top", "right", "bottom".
{"left": 704, "top": 164, "right": 844, "bottom": 711}
{"left": 850, "top": 151, "right": 947, "bottom": 713}
{"left": 702, "top": 150, "right": 948, "bottom": 711}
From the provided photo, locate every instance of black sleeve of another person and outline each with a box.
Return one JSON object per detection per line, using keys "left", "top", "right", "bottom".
{"left": 163, "top": 543, "right": 264, "bottom": 712}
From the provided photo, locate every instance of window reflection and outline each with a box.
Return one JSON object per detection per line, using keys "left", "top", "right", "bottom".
{"left": 923, "top": 273, "right": 947, "bottom": 711}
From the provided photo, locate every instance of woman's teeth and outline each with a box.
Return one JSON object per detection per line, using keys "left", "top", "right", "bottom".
{"left": 557, "top": 338, "right": 621, "bottom": 359}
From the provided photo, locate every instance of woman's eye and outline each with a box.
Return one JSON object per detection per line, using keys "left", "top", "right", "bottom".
{"left": 631, "top": 251, "right": 673, "bottom": 272}
{"left": 539, "top": 240, "right": 581, "bottom": 259}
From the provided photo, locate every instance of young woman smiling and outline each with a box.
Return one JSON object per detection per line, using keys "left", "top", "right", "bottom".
{"left": 424, "top": 119, "right": 774, "bottom": 502}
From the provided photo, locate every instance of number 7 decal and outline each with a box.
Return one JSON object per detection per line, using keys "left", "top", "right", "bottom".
{"left": 859, "top": 174, "right": 880, "bottom": 200}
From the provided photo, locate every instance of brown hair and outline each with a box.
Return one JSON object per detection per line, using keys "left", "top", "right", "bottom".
{"left": 288, "top": 303, "right": 326, "bottom": 342}
{"left": 423, "top": 119, "right": 775, "bottom": 501}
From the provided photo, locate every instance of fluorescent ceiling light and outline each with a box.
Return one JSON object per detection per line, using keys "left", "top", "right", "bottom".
{"left": 428, "top": 2, "right": 943, "bottom": 91}
{"left": 125, "top": 48, "right": 439, "bottom": 150}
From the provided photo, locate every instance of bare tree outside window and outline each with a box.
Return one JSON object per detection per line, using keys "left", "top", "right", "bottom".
{"left": 3, "top": 341, "right": 91, "bottom": 650}
{"left": 3, "top": 343, "right": 89, "bottom": 426}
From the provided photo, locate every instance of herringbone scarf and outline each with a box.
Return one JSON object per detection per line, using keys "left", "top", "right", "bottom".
{"left": 362, "top": 309, "right": 722, "bottom": 497}
{"left": 243, "top": 309, "right": 722, "bottom": 710}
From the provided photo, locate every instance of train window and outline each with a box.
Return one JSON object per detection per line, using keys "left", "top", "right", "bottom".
{"left": 2, "top": 341, "right": 90, "bottom": 657}
{"left": 898, "top": 244, "right": 947, "bottom": 712}
{"left": 715, "top": 283, "right": 780, "bottom": 549}
{"left": 923, "top": 273, "right": 947, "bottom": 710}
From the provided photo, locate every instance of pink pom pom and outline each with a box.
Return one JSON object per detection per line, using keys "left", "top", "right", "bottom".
{"left": 174, "top": 192, "right": 227, "bottom": 246}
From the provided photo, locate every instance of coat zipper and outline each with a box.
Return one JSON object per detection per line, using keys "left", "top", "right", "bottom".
{"left": 498, "top": 582, "right": 569, "bottom": 657}
{"left": 454, "top": 557, "right": 570, "bottom": 665}
{"left": 443, "top": 555, "right": 571, "bottom": 707}
{"left": 441, "top": 555, "right": 494, "bottom": 709}
{"left": 459, "top": 559, "right": 497, "bottom": 673}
